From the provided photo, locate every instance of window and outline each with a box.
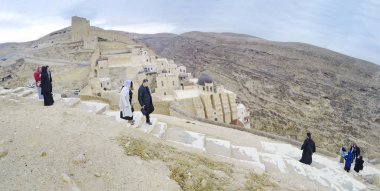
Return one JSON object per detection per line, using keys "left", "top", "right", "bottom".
{"left": 172, "top": 81, "right": 175, "bottom": 86}
{"left": 161, "top": 81, "right": 164, "bottom": 87}
{"left": 203, "top": 87, "right": 205, "bottom": 91}
{"left": 164, "top": 92, "right": 166, "bottom": 95}
{"left": 215, "top": 118, "right": 217, "bottom": 121}
{"left": 210, "top": 87, "right": 213, "bottom": 92}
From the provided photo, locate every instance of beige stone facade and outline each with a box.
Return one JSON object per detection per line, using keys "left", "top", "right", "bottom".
{"left": 74, "top": 16, "right": 246, "bottom": 126}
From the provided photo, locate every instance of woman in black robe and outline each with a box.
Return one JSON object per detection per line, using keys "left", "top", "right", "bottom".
{"left": 40, "top": 66, "right": 54, "bottom": 106}
{"left": 300, "top": 132, "right": 316, "bottom": 165}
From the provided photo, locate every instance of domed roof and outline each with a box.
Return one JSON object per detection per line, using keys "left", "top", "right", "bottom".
{"left": 197, "top": 73, "right": 213, "bottom": 85}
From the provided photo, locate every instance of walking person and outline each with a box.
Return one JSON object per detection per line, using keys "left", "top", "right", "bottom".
{"left": 33, "top": 66, "right": 43, "bottom": 99}
{"left": 350, "top": 143, "right": 361, "bottom": 163}
{"left": 138, "top": 79, "right": 154, "bottom": 125}
{"left": 339, "top": 146, "right": 347, "bottom": 163}
{"left": 354, "top": 155, "right": 364, "bottom": 173}
{"left": 299, "top": 132, "right": 316, "bottom": 165}
{"left": 119, "top": 80, "right": 134, "bottom": 125}
{"left": 344, "top": 151, "right": 353, "bottom": 172}
{"left": 40, "top": 66, "right": 54, "bottom": 106}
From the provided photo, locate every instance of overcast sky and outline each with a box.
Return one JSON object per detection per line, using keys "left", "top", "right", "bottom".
{"left": 1, "top": 0, "right": 379, "bottom": 64}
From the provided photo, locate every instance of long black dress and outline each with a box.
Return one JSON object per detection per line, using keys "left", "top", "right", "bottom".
{"left": 40, "top": 67, "right": 54, "bottom": 106}
{"left": 300, "top": 137, "right": 316, "bottom": 165}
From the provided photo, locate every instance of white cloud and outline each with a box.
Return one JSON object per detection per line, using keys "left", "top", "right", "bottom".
{"left": 100, "top": 22, "right": 178, "bottom": 34}
{"left": 0, "top": 11, "right": 23, "bottom": 21}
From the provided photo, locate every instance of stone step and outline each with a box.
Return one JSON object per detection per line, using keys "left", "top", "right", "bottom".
{"left": 76, "top": 101, "right": 108, "bottom": 115}
{"left": 164, "top": 127, "right": 206, "bottom": 151}
{"left": 53, "top": 94, "right": 62, "bottom": 102}
{"left": 205, "top": 137, "right": 232, "bottom": 158}
{"left": 150, "top": 122, "right": 167, "bottom": 138}
{"left": 0, "top": 89, "right": 11, "bottom": 96}
{"left": 18, "top": 90, "right": 34, "bottom": 97}
{"left": 60, "top": 98, "right": 81, "bottom": 108}
{"left": 139, "top": 117, "right": 158, "bottom": 133}
{"left": 10, "top": 87, "right": 24, "bottom": 94}
{"left": 230, "top": 145, "right": 266, "bottom": 171}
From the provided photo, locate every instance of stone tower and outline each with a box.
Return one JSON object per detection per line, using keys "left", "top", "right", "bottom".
{"left": 71, "top": 16, "right": 95, "bottom": 49}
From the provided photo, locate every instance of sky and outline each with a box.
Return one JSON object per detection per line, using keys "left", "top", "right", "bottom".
{"left": 0, "top": 0, "right": 379, "bottom": 64}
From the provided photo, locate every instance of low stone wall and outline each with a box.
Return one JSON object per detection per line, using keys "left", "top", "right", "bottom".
{"left": 170, "top": 105, "right": 336, "bottom": 158}
{"left": 132, "top": 100, "right": 171, "bottom": 116}
{"left": 80, "top": 95, "right": 110, "bottom": 104}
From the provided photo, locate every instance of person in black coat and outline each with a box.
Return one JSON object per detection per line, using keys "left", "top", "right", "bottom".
{"left": 299, "top": 132, "right": 316, "bottom": 165}
{"left": 138, "top": 79, "right": 154, "bottom": 125}
{"left": 40, "top": 66, "right": 54, "bottom": 106}
{"left": 354, "top": 155, "right": 364, "bottom": 173}
{"left": 350, "top": 143, "right": 361, "bottom": 163}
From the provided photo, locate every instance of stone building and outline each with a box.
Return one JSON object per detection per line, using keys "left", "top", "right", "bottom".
{"left": 75, "top": 16, "right": 249, "bottom": 127}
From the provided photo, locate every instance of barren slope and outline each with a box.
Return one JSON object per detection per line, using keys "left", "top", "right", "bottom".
{"left": 131, "top": 32, "right": 380, "bottom": 158}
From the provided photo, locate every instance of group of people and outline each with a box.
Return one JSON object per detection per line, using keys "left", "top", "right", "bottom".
{"left": 34, "top": 70, "right": 368, "bottom": 173}
{"left": 340, "top": 143, "right": 364, "bottom": 173}
{"left": 33, "top": 66, "right": 54, "bottom": 106}
{"left": 119, "top": 79, "right": 154, "bottom": 126}
{"left": 299, "top": 132, "right": 364, "bottom": 173}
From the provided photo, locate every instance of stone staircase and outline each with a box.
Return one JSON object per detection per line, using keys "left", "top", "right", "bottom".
{"left": 0, "top": 86, "right": 268, "bottom": 171}
{"left": 1, "top": 86, "right": 379, "bottom": 191}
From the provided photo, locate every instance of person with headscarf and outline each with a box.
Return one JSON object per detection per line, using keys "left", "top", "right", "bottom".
{"left": 354, "top": 155, "right": 364, "bottom": 173}
{"left": 299, "top": 132, "right": 316, "bottom": 165}
{"left": 33, "top": 66, "right": 43, "bottom": 99}
{"left": 119, "top": 80, "right": 134, "bottom": 125}
{"left": 40, "top": 66, "right": 54, "bottom": 106}
{"left": 339, "top": 146, "right": 347, "bottom": 163}
{"left": 344, "top": 151, "right": 353, "bottom": 172}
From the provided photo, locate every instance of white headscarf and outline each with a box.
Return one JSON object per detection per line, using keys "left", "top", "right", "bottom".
{"left": 119, "top": 80, "right": 133, "bottom": 117}
{"left": 123, "top": 80, "right": 131, "bottom": 91}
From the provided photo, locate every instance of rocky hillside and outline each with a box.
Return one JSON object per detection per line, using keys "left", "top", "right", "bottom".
{"left": 130, "top": 32, "right": 380, "bottom": 159}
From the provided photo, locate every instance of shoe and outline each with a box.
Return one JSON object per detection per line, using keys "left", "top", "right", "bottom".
{"left": 146, "top": 122, "right": 153, "bottom": 125}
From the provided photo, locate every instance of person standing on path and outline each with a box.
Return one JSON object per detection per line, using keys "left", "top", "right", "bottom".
{"left": 299, "top": 132, "right": 316, "bottom": 165}
{"left": 119, "top": 80, "right": 135, "bottom": 125}
{"left": 138, "top": 79, "right": 154, "bottom": 125}
{"left": 40, "top": 66, "right": 54, "bottom": 106}
{"left": 33, "top": 66, "right": 43, "bottom": 99}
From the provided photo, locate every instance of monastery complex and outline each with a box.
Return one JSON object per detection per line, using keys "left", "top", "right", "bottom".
{"left": 72, "top": 16, "right": 250, "bottom": 128}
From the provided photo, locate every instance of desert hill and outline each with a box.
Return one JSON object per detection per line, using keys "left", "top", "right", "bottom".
{"left": 130, "top": 31, "right": 380, "bottom": 159}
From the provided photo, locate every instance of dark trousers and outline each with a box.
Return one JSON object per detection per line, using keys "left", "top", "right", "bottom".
{"left": 146, "top": 114, "right": 150, "bottom": 123}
